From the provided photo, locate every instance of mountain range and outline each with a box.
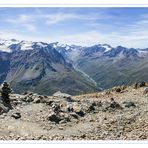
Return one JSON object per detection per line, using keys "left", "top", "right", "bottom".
{"left": 53, "top": 42, "right": 148, "bottom": 89}
{"left": 0, "top": 38, "right": 148, "bottom": 95}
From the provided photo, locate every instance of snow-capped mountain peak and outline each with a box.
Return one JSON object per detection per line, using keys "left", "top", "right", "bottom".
{"left": 18, "top": 41, "right": 34, "bottom": 51}
{"left": 0, "top": 38, "right": 148, "bottom": 60}
{"left": 0, "top": 39, "right": 49, "bottom": 52}
{"left": 0, "top": 38, "right": 19, "bottom": 52}
{"left": 102, "top": 44, "right": 113, "bottom": 52}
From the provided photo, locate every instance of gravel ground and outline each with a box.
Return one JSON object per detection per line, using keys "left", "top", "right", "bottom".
{"left": 0, "top": 86, "right": 148, "bottom": 140}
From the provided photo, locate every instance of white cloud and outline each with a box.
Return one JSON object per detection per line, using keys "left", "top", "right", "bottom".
{"left": 45, "top": 12, "right": 112, "bottom": 25}
{"left": 45, "top": 13, "right": 80, "bottom": 25}
{"left": 0, "top": 30, "right": 47, "bottom": 42}
{"left": 6, "top": 11, "right": 112, "bottom": 26}
{"left": 7, "top": 14, "right": 34, "bottom": 24}
{"left": 6, "top": 14, "right": 37, "bottom": 32}
{"left": 1, "top": 28, "right": 148, "bottom": 48}
{"left": 47, "top": 30, "right": 148, "bottom": 48}
{"left": 23, "top": 24, "right": 37, "bottom": 32}
{"left": 3, "top": 11, "right": 148, "bottom": 48}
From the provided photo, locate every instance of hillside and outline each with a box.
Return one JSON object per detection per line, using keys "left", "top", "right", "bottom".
{"left": 0, "top": 39, "right": 98, "bottom": 95}
{"left": 55, "top": 43, "right": 148, "bottom": 89}
{"left": 0, "top": 83, "right": 148, "bottom": 140}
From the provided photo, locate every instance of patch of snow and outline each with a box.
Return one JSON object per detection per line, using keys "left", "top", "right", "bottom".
{"left": 19, "top": 41, "right": 34, "bottom": 51}
{"left": 53, "top": 44, "right": 57, "bottom": 48}
{"left": 65, "top": 46, "right": 70, "bottom": 50}
{"left": 57, "top": 43, "right": 66, "bottom": 48}
{"left": 102, "top": 45, "right": 112, "bottom": 52}
{"left": 138, "top": 50, "right": 148, "bottom": 57}
{"left": 138, "top": 50, "right": 147, "bottom": 54}
{"left": 37, "top": 42, "right": 47, "bottom": 48}
{"left": 0, "top": 39, "right": 19, "bottom": 52}
{"left": 0, "top": 45, "right": 11, "bottom": 52}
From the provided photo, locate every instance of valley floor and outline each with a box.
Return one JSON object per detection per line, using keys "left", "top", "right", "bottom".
{"left": 0, "top": 86, "right": 148, "bottom": 140}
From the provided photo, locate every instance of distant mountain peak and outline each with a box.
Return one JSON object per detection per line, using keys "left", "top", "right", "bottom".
{"left": 0, "top": 38, "right": 148, "bottom": 59}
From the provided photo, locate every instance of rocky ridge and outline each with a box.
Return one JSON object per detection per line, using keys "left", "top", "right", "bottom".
{"left": 0, "top": 83, "right": 148, "bottom": 140}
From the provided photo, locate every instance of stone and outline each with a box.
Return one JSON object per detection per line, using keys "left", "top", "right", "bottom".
{"left": 115, "top": 88, "right": 121, "bottom": 93}
{"left": 7, "top": 126, "right": 15, "bottom": 131}
{"left": 22, "top": 96, "right": 33, "bottom": 103}
{"left": 80, "top": 134, "right": 86, "bottom": 138}
{"left": 76, "top": 110, "right": 85, "bottom": 117}
{"left": 59, "top": 113, "right": 71, "bottom": 122}
{"left": 139, "top": 82, "right": 146, "bottom": 87}
{"left": 123, "top": 101, "right": 136, "bottom": 108}
{"left": 133, "top": 82, "right": 138, "bottom": 89}
{"left": 59, "top": 120, "right": 67, "bottom": 124}
{"left": 47, "top": 113, "right": 62, "bottom": 123}
{"left": 58, "top": 127, "right": 64, "bottom": 130}
{"left": 73, "top": 103, "right": 81, "bottom": 112}
{"left": 52, "top": 91, "right": 73, "bottom": 102}
{"left": 23, "top": 91, "right": 34, "bottom": 95}
{"left": 143, "top": 87, "right": 148, "bottom": 94}
{"left": 66, "top": 96, "right": 73, "bottom": 102}
{"left": 72, "top": 103, "right": 85, "bottom": 117}
{"left": 70, "top": 112, "right": 79, "bottom": 119}
{"left": 51, "top": 103, "right": 61, "bottom": 113}
{"left": 11, "top": 112, "right": 21, "bottom": 119}
{"left": 0, "top": 101, "right": 9, "bottom": 114}
{"left": 53, "top": 91, "right": 70, "bottom": 97}
{"left": 87, "top": 102, "right": 96, "bottom": 112}
{"left": 134, "top": 82, "right": 146, "bottom": 89}
{"left": 105, "top": 98, "right": 123, "bottom": 111}
{"left": 27, "top": 97, "right": 34, "bottom": 102}
{"left": 120, "top": 85, "right": 126, "bottom": 90}
{"left": 33, "top": 98, "right": 41, "bottom": 103}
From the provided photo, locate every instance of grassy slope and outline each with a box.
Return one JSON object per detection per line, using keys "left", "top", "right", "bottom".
{"left": 10, "top": 70, "right": 98, "bottom": 96}
{"left": 76, "top": 56, "right": 148, "bottom": 89}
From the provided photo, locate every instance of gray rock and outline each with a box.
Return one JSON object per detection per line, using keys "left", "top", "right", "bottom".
{"left": 115, "top": 88, "right": 121, "bottom": 93}
{"left": 123, "top": 101, "right": 136, "bottom": 108}
{"left": 70, "top": 112, "right": 79, "bottom": 119}
{"left": 47, "top": 113, "right": 62, "bottom": 123}
{"left": 87, "top": 102, "right": 98, "bottom": 112}
{"left": 51, "top": 103, "right": 61, "bottom": 113}
{"left": 0, "top": 101, "right": 10, "bottom": 114}
{"left": 53, "top": 91, "right": 71, "bottom": 98}
{"left": 139, "top": 82, "right": 146, "bottom": 87}
{"left": 104, "top": 98, "right": 123, "bottom": 111}
{"left": 11, "top": 112, "right": 21, "bottom": 119}
{"left": 58, "top": 127, "right": 64, "bottom": 130}
{"left": 134, "top": 82, "right": 146, "bottom": 89}
{"left": 26, "top": 97, "right": 34, "bottom": 102}
{"left": 33, "top": 98, "right": 41, "bottom": 103}
{"left": 53, "top": 91, "right": 73, "bottom": 102}
{"left": 143, "top": 87, "right": 148, "bottom": 94}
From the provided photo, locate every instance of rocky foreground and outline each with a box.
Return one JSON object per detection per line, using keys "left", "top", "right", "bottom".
{"left": 0, "top": 84, "right": 148, "bottom": 140}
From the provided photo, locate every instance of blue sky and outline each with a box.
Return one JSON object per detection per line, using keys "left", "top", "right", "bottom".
{"left": 1, "top": 7, "right": 148, "bottom": 48}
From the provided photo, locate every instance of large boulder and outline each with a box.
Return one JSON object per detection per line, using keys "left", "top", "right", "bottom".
{"left": 53, "top": 91, "right": 73, "bottom": 102}
{"left": 47, "top": 112, "right": 70, "bottom": 124}
{"left": 72, "top": 102, "right": 85, "bottom": 117}
{"left": 47, "top": 113, "right": 62, "bottom": 124}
